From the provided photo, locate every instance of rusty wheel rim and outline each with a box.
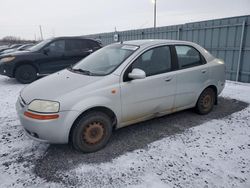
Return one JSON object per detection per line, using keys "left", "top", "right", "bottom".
{"left": 83, "top": 122, "right": 105, "bottom": 145}
{"left": 202, "top": 94, "right": 212, "bottom": 110}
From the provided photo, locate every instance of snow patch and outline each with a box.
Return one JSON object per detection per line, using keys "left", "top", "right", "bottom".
{"left": 0, "top": 75, "right": 249, "bottom": 188}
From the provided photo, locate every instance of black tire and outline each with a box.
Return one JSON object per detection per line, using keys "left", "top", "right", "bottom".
{"left": 15, "top": 64, "right": 37, "bottom": 84}
{"left": 71, "top": 112, "right": 113, "bottom": 153}
{"left": 196, "top": 88, "right": 216, "bottom": 115}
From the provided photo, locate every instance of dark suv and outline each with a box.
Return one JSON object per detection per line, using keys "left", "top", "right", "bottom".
{"left": 0, "top": 37, "right": 102, "bottom": 83}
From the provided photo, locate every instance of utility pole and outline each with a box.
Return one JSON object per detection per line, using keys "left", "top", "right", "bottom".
{"left": 39, "top": 25, "right": 43, "bottom": 40}
{"left": 153, "top": 0, "right": 157, "bottom": 28}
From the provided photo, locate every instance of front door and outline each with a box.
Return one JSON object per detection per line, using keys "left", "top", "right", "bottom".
{"left": 38, "top": 39, "right": 67, "bottom": 74}
{"left": 120, "top": 45, "right": 177, "bottom": 126}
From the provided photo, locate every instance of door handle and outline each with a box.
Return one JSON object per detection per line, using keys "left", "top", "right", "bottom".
{"left": 201, "top": 69, "right": 207, "bottom": 73}
{"left": 165, "top": 77, "right": 172, "bottom": 82}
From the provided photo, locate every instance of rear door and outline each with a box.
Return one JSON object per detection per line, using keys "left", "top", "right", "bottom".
{"left": 120, "top": 45, "right": 177, "bottom": 125}
{"left": 174, "top": 45, "right": 209, "bottom": 108}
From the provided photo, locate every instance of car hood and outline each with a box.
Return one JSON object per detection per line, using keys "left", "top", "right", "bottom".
{"left": 21, "top": 69, "right": 103, "bottom": 104}
{"left": 0, "top": 50, "right": 33, "bottom": 58}
{"left": 2, "top": 49, "right": 15, "bottom": 53}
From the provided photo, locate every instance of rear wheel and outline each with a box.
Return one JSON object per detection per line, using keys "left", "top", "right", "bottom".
{"left": 15, "top": 64, "right": 37, "bottom": 84}
{"left": 196, "top": 88, "right": 216, "bottom": 115}
{"left": 71, "top": 112, "right": 112, "bottom": 153}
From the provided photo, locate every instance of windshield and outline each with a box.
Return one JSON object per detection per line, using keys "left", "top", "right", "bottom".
{"left": 71, "top": 44, "right": 138, "bottom": 76}
{"left": 29, "top": 39, "right": 51, "bottom": 51}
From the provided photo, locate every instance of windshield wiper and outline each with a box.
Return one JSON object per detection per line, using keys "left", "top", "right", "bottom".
{"left": 71, "top": 68, "right": 93, "bottom": 75}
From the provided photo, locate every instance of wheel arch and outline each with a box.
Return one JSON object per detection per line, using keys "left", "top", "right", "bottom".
{"left": 13, "top": 61, "right": 39, "bottom": 77}
{"left": 198, "top": 85, "right": 218, "bottom": 105}
{"left": 68, "top": 106, "right": 117, "bottom": 143}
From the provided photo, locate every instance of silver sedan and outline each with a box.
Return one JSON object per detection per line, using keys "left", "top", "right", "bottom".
{"left": 16, "top": 40, "right": 225, "bottom": 153}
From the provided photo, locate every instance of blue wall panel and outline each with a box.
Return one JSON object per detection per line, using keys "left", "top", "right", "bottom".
{"left": 85, "top": 15, "right": 250, "bottom": 82}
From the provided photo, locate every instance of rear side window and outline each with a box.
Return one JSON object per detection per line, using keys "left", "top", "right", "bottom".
{"left": 175, "top": 45, "right": 205, "bottom": 69}
{"left": 131, "top": 46, "right": 172, "bottom": 77}
{"left": 81, "top": 40, "right": 90, "bottom": 50}
{"left": 88, "top": 40, "right": 100, "bottom": 49}
{"left": 66, "top": 40, "right": 90, "bottom": 52}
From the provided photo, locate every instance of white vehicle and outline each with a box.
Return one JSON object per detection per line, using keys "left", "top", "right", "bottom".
{"left": 16, "top": 40, "right": 225, "bottom": 153}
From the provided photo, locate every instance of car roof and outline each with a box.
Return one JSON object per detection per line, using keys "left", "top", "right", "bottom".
{"left": 120, "top": 39, "right": 215, "bottom": 63}
{"left": 52, "top": 36, "right": 99, "bottom": 42}
{"left": 122, "top": 39, "right": 197, "bottom": 48}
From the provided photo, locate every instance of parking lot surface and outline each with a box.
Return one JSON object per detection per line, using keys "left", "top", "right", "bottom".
{"left": 0, "top": 76, "right": 249, "bottom": 187}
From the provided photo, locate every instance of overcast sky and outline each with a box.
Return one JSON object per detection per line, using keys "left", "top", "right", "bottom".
{"left": 0, "top": 0, "right": 249, "bottom": 40}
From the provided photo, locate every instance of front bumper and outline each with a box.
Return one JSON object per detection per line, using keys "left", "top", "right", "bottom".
{"left": 16, "top": 97, "right": 80, "bottom": 144}
{"left": 0, "top": 62, "right": 14, "bottom": 77}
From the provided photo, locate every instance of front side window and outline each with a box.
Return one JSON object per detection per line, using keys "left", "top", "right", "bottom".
{"left": 29, "top": 39, "right": 52, "bottom": 52}
{"left": 71, "top": 44, "right": 138, "bottom": 75}
{"left": 175, "top": 45, "right": 204, "bottom": 69}
{"left": 131, "top": 46, "right": 172, "bottom": 77}
{"left": 47, "top": 40, "right": 65, "bottom": 53}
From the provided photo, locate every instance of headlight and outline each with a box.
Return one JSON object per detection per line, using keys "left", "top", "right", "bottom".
{"left": 28, "top": 100, "right": 60, "bottom": 113}
{"left": 0, "top": 57, "right": 15, "bottom": 63}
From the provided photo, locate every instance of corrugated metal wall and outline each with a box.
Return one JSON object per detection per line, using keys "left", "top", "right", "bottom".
{"left": 85, "top": 15, "right": 250, "bottom": 83}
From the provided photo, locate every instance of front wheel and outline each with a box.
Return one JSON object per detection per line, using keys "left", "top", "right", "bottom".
{"left": 71, "top": 112, "right": 113, "bottom": 153}
{"left": 15, "top": 64, "right": 37, "bottom": 84}
{"left": 196, "top": 88, "right": 216, "bottom": 115}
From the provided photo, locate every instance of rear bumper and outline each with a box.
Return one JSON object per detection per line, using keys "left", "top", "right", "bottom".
{"left": 0, "top": 62, "right": 14, "bottom": 77}
{"left": 217, "top": 80, "right": 226, "bottom": 96}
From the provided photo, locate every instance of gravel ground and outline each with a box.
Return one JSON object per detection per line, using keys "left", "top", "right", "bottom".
{"left": 0, "top": 75, "right": 249, "bottom": 187}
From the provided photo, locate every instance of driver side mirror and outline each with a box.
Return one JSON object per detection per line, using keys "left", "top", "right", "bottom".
{"left": 128, "top": 68, "right": 146, "bottom": 80}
